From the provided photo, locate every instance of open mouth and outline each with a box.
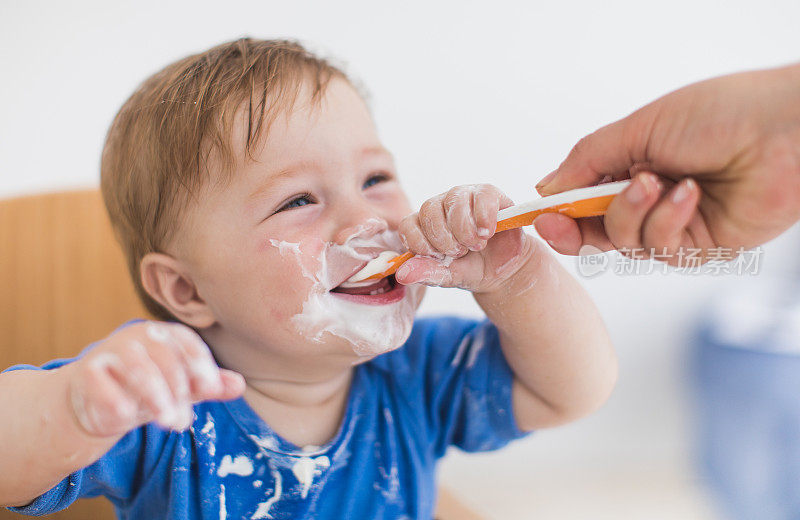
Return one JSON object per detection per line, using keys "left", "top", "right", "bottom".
{"left": 329, "top": 274, "right": 405, "bottom": 305}
{"left": 331, "top": 274, "right": 397, "bottom": 296}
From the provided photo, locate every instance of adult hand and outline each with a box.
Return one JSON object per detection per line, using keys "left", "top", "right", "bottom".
{"left": 534, "top": 63, "right": 800, "bottom": 264}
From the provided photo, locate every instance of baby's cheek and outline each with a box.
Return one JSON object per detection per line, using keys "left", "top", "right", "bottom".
{"left": 257, "top": 279, "right": 307, "bottom": 335}
{"left": 258, "top": 251, "right": 319, "bottom": 313}
{"left": 261, "top": 264, "right": 308, "bottom": 300}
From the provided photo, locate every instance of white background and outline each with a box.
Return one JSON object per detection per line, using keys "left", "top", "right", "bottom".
{"left": 3, "top": 1, "right": 799, "bottom": 518}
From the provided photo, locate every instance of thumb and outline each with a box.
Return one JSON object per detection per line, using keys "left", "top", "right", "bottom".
{"left": 537, "top": 108, "right": 651, "bottom": 196}
{"left": 395, "top": 257, "right": 454, "bottom": 286}
{"left": 396, "top": 255, "right": 484, "bottom": 290}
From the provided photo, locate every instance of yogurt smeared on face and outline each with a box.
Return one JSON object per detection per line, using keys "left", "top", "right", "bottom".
{"left": 270, "top": 230, "right": 422, "bottom": 357}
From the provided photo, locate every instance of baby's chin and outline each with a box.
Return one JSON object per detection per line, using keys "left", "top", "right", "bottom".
{"left": 307, "top": 312, "right": 417, "bottom": 362}
{"left": 288, "top": 283, "right": 424, "bottom": 358}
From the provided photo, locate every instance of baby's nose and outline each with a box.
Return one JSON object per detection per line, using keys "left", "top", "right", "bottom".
{"left": 334, "top": 217, "right": 389, "bottom": 245}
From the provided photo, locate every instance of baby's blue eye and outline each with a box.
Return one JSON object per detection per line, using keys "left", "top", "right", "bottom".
{"left": 363, "top": 173, "right": 389, "bottom": 189}
{"left": 277, "top": 194, "right": 313, "bottom": 213}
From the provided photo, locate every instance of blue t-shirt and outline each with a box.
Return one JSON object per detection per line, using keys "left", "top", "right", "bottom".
{"left": 4, "top": 316, "right": 528, "bottom": 519}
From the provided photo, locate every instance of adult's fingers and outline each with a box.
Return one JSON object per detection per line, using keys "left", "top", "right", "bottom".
{"left": 641, "top": 179, "right": 702, "bottom": 262}
{"left": 603, "top": 173, "right": 663, "bottom": 254}
{"left": 684, "top": 210, "right": 717, "bottom": 258}
{"left": 533, "top": 214, "right": 614, "bottom": 255}
{"left": 537, "top": 108, "right": 652, "bottom": 196}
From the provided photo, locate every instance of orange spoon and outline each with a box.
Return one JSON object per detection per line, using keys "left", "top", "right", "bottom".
{"left": 355, "top": 180, "right": 631, "bottom": 282}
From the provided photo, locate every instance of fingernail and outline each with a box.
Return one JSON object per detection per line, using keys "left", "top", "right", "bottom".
{"left": 477, "top": 227, "right": 492, "bottom": 238}
{"left": 536, "top": 170, "right": 558, "bottom": 191}
{"left": 625, "top": 178, "right": 647, "bottom": 204}
{"left": 652, "top": 175, "right": 665, "bottom": 193}
{"left": 404, "top": 269, "right": 429, "bottom": 285}
{"left": 396, "top": 263, "right": 412, "bottom": 281}
{"left": 672, "top": 179, "right": 694, "bottom": 204}
{"left": 469, "top": 240, "right": 486, "bottom": 252}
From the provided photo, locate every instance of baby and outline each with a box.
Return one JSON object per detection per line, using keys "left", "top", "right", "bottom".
{"left": 0, "top": 38, "right": 617, "bottom": 519}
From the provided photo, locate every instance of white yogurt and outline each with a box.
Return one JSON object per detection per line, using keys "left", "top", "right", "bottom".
{"left": 270, "top": 225, "right": 422, "bottom": 357}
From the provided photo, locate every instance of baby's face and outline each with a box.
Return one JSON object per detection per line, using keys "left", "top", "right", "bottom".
{"left": 174, "top": 78, "right": 424, "bottom": 373}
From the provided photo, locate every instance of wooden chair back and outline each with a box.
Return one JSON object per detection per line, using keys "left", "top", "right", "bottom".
{"left": 0, "top": 189, "right": 142, "bottom": 519}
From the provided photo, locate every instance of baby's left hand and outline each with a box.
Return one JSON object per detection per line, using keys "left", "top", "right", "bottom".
{"left": 395, "top": 184, "right": 535, "bottom": 293}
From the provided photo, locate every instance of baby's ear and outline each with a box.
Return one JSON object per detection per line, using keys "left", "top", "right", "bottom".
{"left": 140, "top": 252, "right": 216, "bottom": 328}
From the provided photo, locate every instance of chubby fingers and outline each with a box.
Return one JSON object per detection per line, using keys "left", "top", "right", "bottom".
{"left": 147, "top": 323, "right": 245, "bottom": 411}
{"left": 131, "top": 322, "right": 245, "bottom": 430}
{"left": 72, "top": 322, "right": 245, "bottom": 437}
{"left": 111, "top": 335, "right": 192, "bottom": 430}
{"left": 420, "top": 192, "right": 466, "bottom": 257}
{"left": 399, "top": 212, "right": 444, "bottom": 259}
{"left": 70, "top": 353, "right": 139, "bottom": 437}
{"left": 165, "top": 323, "right": 245, "bottom": 402}
{"left": 395, "top": 251, "right": 486, "bottom": 290}
{"left": 444, "top": 187, "right": 485, "bottom": 252}
{"left": 447, "top": 184, "right": 506, "bottom": 251}
{"left": 399, "top": 184, "right": 506, "bottom": 259}
{"left": 71, "top": 336, "right": 186, "bottom": 436}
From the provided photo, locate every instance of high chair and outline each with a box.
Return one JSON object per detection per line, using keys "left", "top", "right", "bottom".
{"left": 0, "top": 189, "right": 484, "bottom": 520}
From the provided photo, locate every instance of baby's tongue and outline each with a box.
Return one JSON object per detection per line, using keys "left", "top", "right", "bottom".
{"left": 323, "top": 244, "right": 373, "bottom": 288}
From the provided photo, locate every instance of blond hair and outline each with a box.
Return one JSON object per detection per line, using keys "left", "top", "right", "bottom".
{"left": 101, "top": 38, "right": 345, "bottom": 321}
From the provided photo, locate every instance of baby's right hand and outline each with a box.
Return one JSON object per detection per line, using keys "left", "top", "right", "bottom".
{"left": 67, "top": 321, "right": 245, "bottom": 438}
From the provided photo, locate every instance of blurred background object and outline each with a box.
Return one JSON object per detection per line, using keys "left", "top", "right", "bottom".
{"left": 3, "top": 1, "right": 800, "bottom": 518}
{"left": 0, "top": 191, "right": 141, "bottom": 519}
{"left": 691, "top": 278, "right": 800, "bottom": 520}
